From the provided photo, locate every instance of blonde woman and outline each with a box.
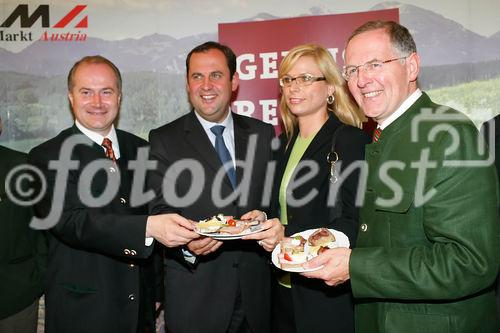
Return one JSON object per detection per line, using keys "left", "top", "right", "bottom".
{"left": 269, "top": 44, "right": 369, "bottom": 333}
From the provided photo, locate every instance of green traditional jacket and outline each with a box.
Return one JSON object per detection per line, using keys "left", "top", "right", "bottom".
{"left": 350, "top": 93, "right": 500, "bottom": 332}
{"left": 0, "top": 145, "right": 46, "bottom": 319}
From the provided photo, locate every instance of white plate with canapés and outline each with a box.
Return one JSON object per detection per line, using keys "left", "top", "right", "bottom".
{"left": 272, "top": 228, "right": 350, "bottom": 273}
{"left": 195, "top": 214, "right": 263, "bottom": 240}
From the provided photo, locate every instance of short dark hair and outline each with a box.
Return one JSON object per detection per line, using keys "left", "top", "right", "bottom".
{"left": 185, "top": 41, "right": 237, "bottom": 79}
{"left": 347, "top": 20, "right": 417, "bottom": 56}
{"left": 67, "top": 55, "right": 122, "bottom": 92}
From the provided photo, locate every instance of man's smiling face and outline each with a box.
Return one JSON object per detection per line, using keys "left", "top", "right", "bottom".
{"left": 186, "top": 48, "right": 239, "bottom": 123}
{"left": 68, "top": 62, "right": 121, "bottom": 136}
{"left": 345, "top": 28, "right": 417, "bottom": 124}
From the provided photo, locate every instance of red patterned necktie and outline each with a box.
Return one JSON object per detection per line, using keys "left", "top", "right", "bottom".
{"left": 372, "top": 127, "right": 382, "bottom": 143}
{"left": 101, "top": 138, "right": 116, "bottom": 162}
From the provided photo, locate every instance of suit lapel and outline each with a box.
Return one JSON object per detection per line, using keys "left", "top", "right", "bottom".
{"left": 183, "top": 112, "right": 234, "bottom": 189}
{"left": 300, "top": 114, "right": 340, "bottom": 161}
{"left": 70, "top": 125, "right": 106, "bottom": 158}
{"left": 380, "top": 93, "right": 432, "bottom": 143}
{"left": 274, "top": 114, "right": 342, "bottom": 185}
{"left": 233, "top": 113, "right": 249, "bottom": 187}
{"left": 116, "top": 130, "right": 133, "bottom": 162}
{"left": 116, "top": 130, "right": 135, "bottom": 172}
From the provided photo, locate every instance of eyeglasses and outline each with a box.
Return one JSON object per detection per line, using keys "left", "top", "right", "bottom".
{"left": 279, "top": 74, "right": 326, "bottom": 87}
{"left": 342, "top": 56, "right": 408, "bottom": 81}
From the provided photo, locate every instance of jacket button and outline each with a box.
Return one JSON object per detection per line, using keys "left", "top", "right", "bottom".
{"left": 120, "top": 197, "right": 126, "bottom": 204}
{"left": 128, "top": 294, "right": 135, "bottom": 301}
{"left": 130, "top": 250, "right": 137, "bottom": 256}
{"left": 128, "top": 263, "right": 135, "bottom": 268}
{"left": 360, "top": 223, "right": 368, "bottom": 232}
{"left": 124, "top": 249, "right": 130, "bottom": 255}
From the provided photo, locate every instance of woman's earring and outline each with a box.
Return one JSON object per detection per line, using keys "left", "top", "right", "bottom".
{"left": 327, "top": 94, "right": 335, "bottom": 105}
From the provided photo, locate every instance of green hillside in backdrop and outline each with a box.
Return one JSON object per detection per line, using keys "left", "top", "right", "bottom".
{"left": 1, "top": 73, "right": 499, "bottom": 153}
{"left": 428, "top": 77, "right": 500, "bottom": 127}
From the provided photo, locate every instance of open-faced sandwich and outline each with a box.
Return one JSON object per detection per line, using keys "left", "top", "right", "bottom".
{"left": 307, "top": 228, "right": 336, "bottom": 256}
{"left": 279, "top": 235, "right": 307, "bottom": 269}
{"left": 279, "top": 228, "right": 336, "bottom": 269}
{"left": 195, "top": 214, "right": 226, "bottom": 233}
{"left": 195, "top": 214, "right": 260, "bottom": 235}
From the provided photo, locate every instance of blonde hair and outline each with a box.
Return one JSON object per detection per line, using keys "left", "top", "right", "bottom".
{"left": 278, "top": 43, "right": 365, "bottom": 141}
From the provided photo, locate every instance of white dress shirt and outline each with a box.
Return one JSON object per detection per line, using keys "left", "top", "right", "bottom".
{"left": 194, "top": 109, "right": 236, "bottom": 167}
{"left": 378, "top": 89, "right": 422, "bottom": 130}
{"left": 75, "top": 120, "right": 121, "bottom": 159}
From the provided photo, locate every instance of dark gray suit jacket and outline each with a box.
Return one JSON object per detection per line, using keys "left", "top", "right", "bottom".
{"left": 148, "top": 111, "right": 274, "bottom": 333}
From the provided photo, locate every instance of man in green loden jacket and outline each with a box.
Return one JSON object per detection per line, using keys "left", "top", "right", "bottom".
{"left": 303, "top": 20, "right": 499, "bottom": 332}
{"left": 0, "top": 116, "right": 46, "bottom": 333}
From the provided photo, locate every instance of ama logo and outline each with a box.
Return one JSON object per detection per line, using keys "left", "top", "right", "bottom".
{"left": 0, "top": 4, "right": 88, "bottom": 42}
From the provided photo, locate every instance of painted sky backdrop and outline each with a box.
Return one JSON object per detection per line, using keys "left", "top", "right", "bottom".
{"left": 1, "top": 0, "right": 500, "bottom": 52}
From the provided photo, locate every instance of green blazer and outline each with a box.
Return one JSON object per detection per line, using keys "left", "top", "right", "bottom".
{"left": 0, "top": 145, "right": 46, "bottom": 319}
{"left": 350, "top": 93, "right": 500, "bottom": 332}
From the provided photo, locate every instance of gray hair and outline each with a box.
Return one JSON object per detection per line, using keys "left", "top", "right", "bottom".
{"left": 347, "top": 20, "right": 417, "bottom": 56}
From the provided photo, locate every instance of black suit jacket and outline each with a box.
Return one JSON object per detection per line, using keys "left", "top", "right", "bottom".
{"left": 270, "top": 114, "right": 370, "bottom": 333}
{"left": 29, "top": 126, "right": 155, "bottom": 333}
{"left": 0, "top": 145, "right": 45, "bottom": 319}
{"left": 148, "top": 111, "right": 274, "bottom": 333}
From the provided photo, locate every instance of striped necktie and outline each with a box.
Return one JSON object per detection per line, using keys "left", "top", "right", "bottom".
{"left": 372, "top": 127, "right": 382, "bottom": 143}
{"left": 101, "top": 138, "right": 117, "bottom": 162}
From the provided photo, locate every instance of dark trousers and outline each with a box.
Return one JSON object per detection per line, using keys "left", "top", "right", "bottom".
{"left": 272, "top": 281, "right": 297, "bottom": 333}
{"left": 227, "top": 287, "right": 252, "bottom": 333}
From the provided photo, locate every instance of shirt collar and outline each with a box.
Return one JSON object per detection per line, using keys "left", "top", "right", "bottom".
{"left": 378, "top": 89, "right": 422, "bottom": 130}
{"left": 194, "top": 109, "right": 233, "bottom": 133}
{"left": 75, "top": 120, "right": 121, "bottom": 159}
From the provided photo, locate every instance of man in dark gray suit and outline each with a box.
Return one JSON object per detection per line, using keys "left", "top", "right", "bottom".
{"left": 148, "top": 42, "right": 283, "bottom": 333}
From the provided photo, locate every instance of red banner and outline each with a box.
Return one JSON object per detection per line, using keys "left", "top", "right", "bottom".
{"left": 219, "top": 9, "right": 399, "bottom": 134}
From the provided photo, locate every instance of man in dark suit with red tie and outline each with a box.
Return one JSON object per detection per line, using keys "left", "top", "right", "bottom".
{"left": 29, "top": 55, "right": 199, "bottom": 333}
{"left": 148, "top": 42, "right": 284, "bottom": 333}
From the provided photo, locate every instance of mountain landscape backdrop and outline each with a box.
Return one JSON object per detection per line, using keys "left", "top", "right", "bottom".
{"left": 1, "top": 1, "right": 499, "bottom": 150}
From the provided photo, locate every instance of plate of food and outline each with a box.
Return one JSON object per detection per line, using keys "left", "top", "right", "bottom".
{"left": 195, "top": 214, "right": 263, "bottom": 240}
{"left": 272, "top": 228, "right": 350, "bottom": 273}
